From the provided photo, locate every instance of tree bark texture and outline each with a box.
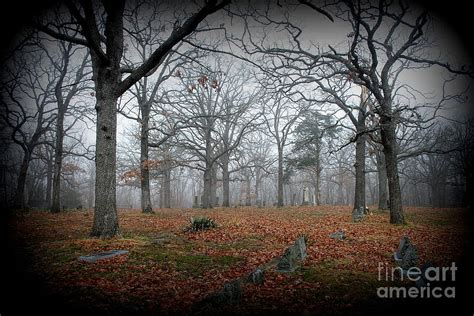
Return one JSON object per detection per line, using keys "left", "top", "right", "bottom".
{"left": 380, "top": 113, "right": 405, "bottom": 224}
{"left": 352, "top": 128, "right": 366, "bottom": 222}
{"left": 140, "top": 103, "right": 153, "bottom": 213}
{"left": 376, "top": 150, "right": 389, "bottom": 210}
{"left": 277, "top": 147, "right": 284, "bottom": 207}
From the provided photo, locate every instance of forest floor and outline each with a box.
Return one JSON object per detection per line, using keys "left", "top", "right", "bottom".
{"left": 4, "top": 206, "right": 473, "bottom": 315}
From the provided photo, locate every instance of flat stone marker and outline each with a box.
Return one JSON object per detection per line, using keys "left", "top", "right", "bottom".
{"left": 329, "top": 230, "right": 346, "bottom": 241}
{"left": 78, "top": 250, "right": 129, "bottom": 263}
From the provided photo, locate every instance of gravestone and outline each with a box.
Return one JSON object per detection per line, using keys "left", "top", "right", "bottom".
{"left": 277, "top": 236, "right": 307, "bottom": 272}
{"left": 394, "top": 236, "right": 410, "bottom": 261}
{"left": 352, "top": 206, "right": 365, "bottom": 222}
{"left": 247, "top": 268, "right": 265, "bottom": 285}
{"left": 256, "top": 199, "right": 262, "bottom": 208}
{"left": 291, "top": 193, "right": 296, "bottom": 206}
{"left": 400, "top": 244, "right": 419, "bottom": 270}
{"left": 415, "top": 262, "right": 434, "bottom": 288}
{"left": 394, "top": 236, "right": 419, "bottom": 270}
{"left": 195, "top": 279, "right": 242, "bottom": 310}
{"left": 151, "top": 232, "right": 175, "bottom": 246}
{"left": 78, "top": 250, "right": 129, "bottom": 263}
{"left": 329, "top": 229, "right": 346, "bottom": 241}
{"left": 302, "top": 187, "right": 309, "bottom": 205}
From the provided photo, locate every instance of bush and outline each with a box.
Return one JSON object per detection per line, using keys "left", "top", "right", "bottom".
{"left": 189, "top": 216, "right": 217, "bottom": 231}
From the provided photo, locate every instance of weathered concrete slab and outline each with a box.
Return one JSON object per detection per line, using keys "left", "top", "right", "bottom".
{"left": 78, "top": 250, "right": 129, "bottom": 263}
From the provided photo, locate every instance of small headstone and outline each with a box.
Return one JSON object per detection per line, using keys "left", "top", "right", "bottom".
{"left": 247, "top": 268, "right": 265, "bottom": 285}
{"left": 394, "top": 236, "right": 410, "bottom": 261}
{"left": 295, "top": 236, "right": 307, "bottom": 260}
{"left": 329, "top": 230, "right": 346, "bottom": 241}
{"left": 203, "top": 279, "right": 242, "bottom": 306}
{"left": 277, "top": 249, "right": 297, "bottom": 272}
{"left": 364, "top": 206, "right": 370, "bottom": 215}
{"left": 394, "top": 236, "right": 419, "bottom": 270}
{"left": 78, "top": 250, "right": 129, "bottom": 263}
{"left": 151, "top": 233, "right": 172, "bottom": 246}
{"left": 352, "top": 206, "right": 365, "bottom": 222}
{"left": 400, "top": 244, "right": 419, "bottom": 270}
{"left": 277, "top": 236, "right": 307, "bottom": 272}
{"left": 302, "top": 187, "right": 309, "bottom": 205}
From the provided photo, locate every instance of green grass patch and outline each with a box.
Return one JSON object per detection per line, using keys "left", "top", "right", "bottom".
{"left": 129, "top": 243, "right": 243, "bottom": 276}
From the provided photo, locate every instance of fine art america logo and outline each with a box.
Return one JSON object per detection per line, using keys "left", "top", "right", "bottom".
{"left": 377, "top": 262, "right": 457, "bottom": 298}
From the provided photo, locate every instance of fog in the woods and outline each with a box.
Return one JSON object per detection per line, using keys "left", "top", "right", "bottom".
{"left": 1, "top": 0, "right": 473, "bottom": 233}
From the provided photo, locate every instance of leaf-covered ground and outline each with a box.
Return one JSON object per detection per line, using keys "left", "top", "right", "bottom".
{"left": 4, "top": 206, "right": 473, "bottom": 315}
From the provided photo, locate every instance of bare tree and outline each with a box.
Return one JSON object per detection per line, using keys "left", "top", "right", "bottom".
{"left": 0, "top": 49, "right": 57, "bottom": 209}
{"left": 262, "top": 88, "right": 307, "bottom": 207}
{"left": 169, "top": 59, "right": 260, "bottom": 208}
{"left": 35, "top": 0, "right": 230, "bottom": 237}
{"left": 232, "top": 0, "right": 472, "bottom": 223}
{"left": 41, "top": 41, "right": 91, "bottom": 213}
{"left": 319, "top": 1, "right": 472, "bottom": 223}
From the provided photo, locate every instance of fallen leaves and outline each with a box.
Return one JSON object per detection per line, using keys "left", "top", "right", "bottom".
{"left": 7, "top": 206, "right": 470, "bottom": 313}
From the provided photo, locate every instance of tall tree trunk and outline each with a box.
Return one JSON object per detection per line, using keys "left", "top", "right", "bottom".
{"left": 45, "top": 152, "right": 53, "bottom": 208}
{"left": 140, "top": 103, "right": 153, "bottom": 213}
{"left": 315, "top": 176, "right": 321, "bottom": 206}
{"left": 202, "top": 166, "right": 212, "bottom": 209}
{"left": 90, "top": 79, "right": 120, "bottom": 238}
{"left": 376, "top": 150, "right": 389, "bottom": 210}
{"left": 315, "top": 164, "right": 322, "bottom": 206}
{"left": 162, "top": 167, "right": 171, "bottom": 208}
{"left": 245, "top": 175, "right": 251, "bottom": 206}
{"left": 255, "top": 169, "right": 261, "bottom": 202}
{"left": 202, "top": 123, "right": 214, "bottom": 209}
{"left": 89, "top": 0, "right": 125, "bottom": 238}
{"left": 338, "top": 164, "right": 344, "bottom": 205}
{"left": 210, "top": 164, "right": 217, "bottom": 207}
{"left": 380, "top": 114, "right": 405, "bottom": 224}
{"left": 12, "top": 153, "right": 30, "bottom": 209}
{"left": 352, "top": 124, "right": 366, "bottom": 221}
{"left": 51, "top": 109, "right": 64, "bottom": 213}
{"left": 221, "top": 154, "right": 230, "bottom": 207}
{"left": 277, "top": 146, "right": 284, "bottom": 207}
